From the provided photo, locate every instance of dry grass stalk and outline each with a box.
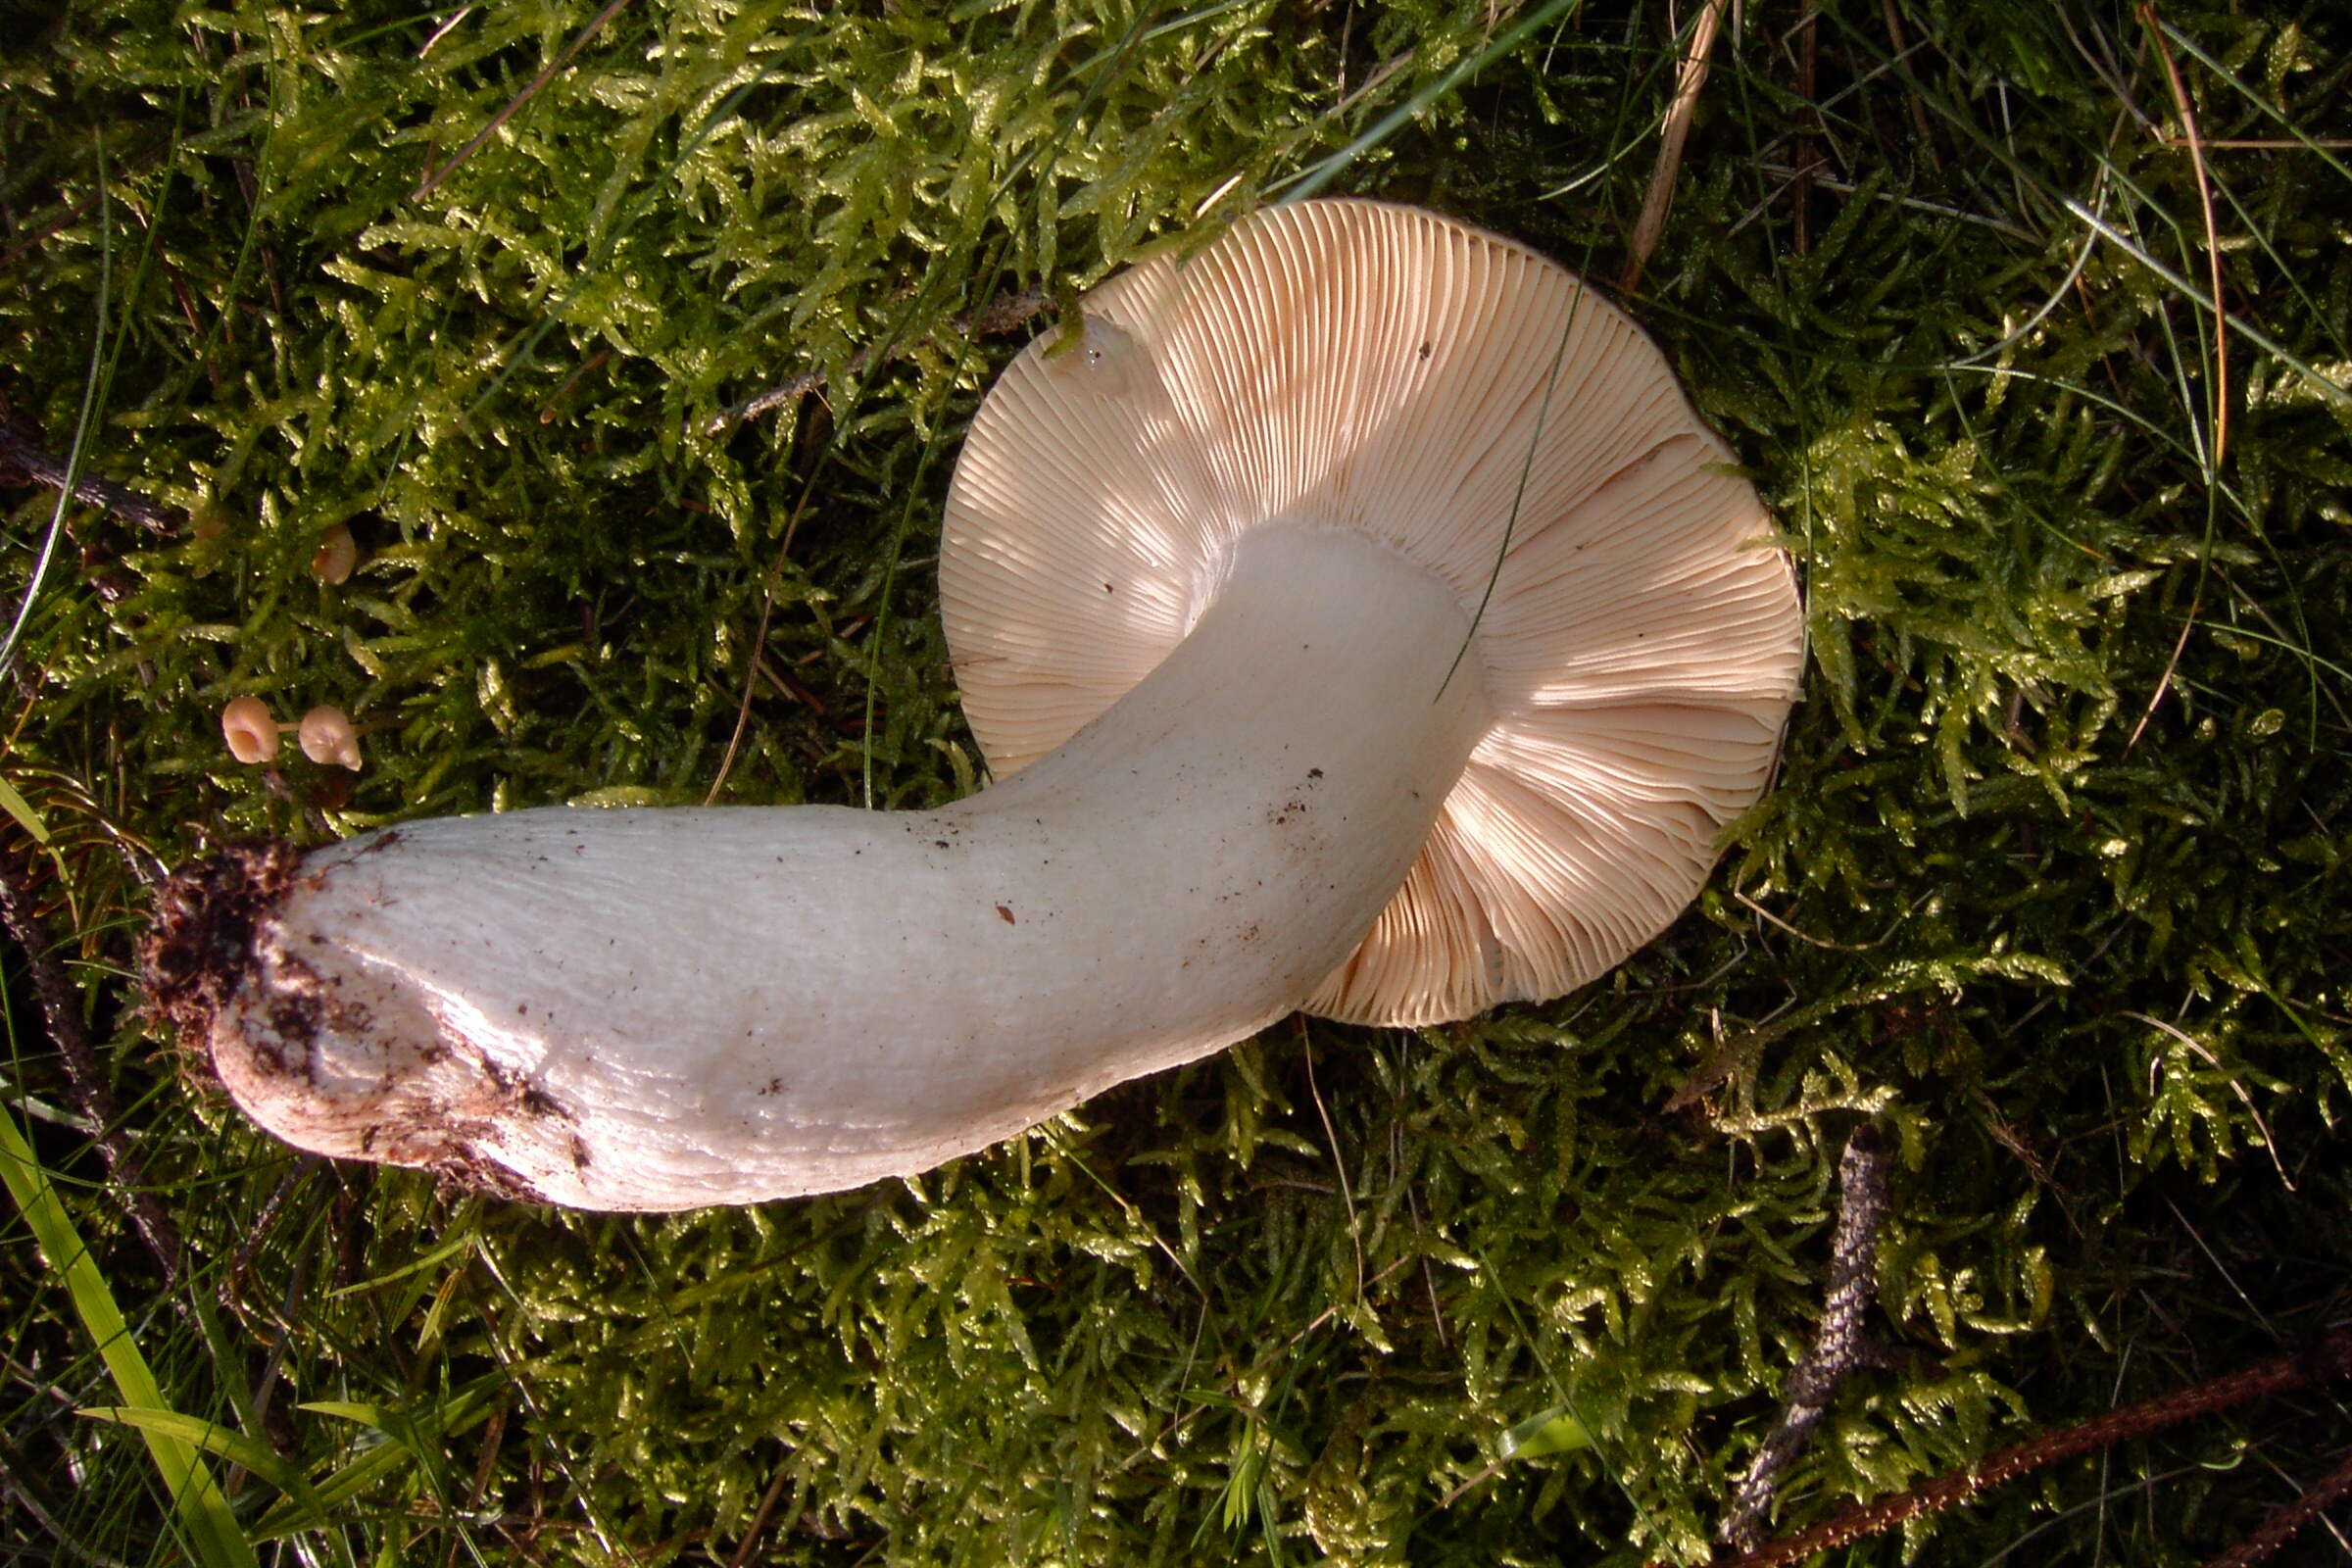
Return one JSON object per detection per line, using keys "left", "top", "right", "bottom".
{"left": 1621, "top": 0, "right": 1733, "bottom": 292}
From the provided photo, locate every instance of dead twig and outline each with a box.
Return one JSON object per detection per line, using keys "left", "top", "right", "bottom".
{"left": 724, "top": 1447, "right": 798, "bottom": 1568}
{"left": 697, "top": 277, "right": 1034, "bottom": 798}
{"left": 0, "top": 417, "right": 182, "bottom": 536}
{"left": 1695, "top": 1328, "right": 2352, "bottom": 1568}
{"left": 702, "top": 289, "right": 1048, "bottom": 437}
{"left": 2171, "top": 136, "right": 2352, "bottom": 149}
{"left": 1621, "top": 0, "right": 1731, "bottom": 292}
{"left": 446, "top": 1403, "right": 510, "bottom": 1568}
{"left": 536, "top": 347, "right": 612, "bottom": 422}
{"left": 0, "top": 848, "right": 181, "bottom": 1279}
{"left": 1298, "top": 1021, "right": 1365, "bottom": 1309}
{"left": 413, "top": 0, "right": 637, "bottom": 201}
{"left": 1878, "top": 0, "right": 1932, "bottom": 142}
{"left": 2123, "top": 6, "right": 2231, "bottom": 760}
{"left": 709, "top": 369, "right": 833, "bottom": 436}
{"left": 1719, "top": 1125, "right": 1891, "bottom": 1551}
{"left": 2202, "top": 1446, "right": 2352, "bottom": 1568}
{"left": 1791, "top": 11, "right": 1821, "bottom": 257}
{"left": 2139, "top": 4, "right": 2230, "bottom": 469}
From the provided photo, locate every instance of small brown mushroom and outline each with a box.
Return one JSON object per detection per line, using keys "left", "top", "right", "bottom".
{"left": 220, "top": 697, "right": 282, "bottom": 764}
{"left": 220, "top": 697, "right": 364, "bottom": 770}
{"left": 296, "top": 706, "right": 363, "bottom": 771}
{"left": 311, "top": 523, "right": 359, "bottom": 584}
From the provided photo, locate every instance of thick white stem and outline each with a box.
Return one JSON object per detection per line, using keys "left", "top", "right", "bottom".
{"left": 209, "top": 525, "right": 1492, "bottom": 1208}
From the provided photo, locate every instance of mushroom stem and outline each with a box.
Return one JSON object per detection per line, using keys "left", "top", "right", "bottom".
{"left": 182, "top": 524, "right": 1493, "bottom": 1208}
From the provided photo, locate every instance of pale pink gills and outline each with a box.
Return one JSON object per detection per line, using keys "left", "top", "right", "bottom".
{"left": 145, "top": 200, "right": 1802, "bottom": 1211}
{"left": 944, "top": 198, "right": 1802, "bottom": 1025}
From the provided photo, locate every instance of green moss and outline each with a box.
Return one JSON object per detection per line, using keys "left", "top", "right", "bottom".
{"left": 3, "top": 3, "right": 2348, "bottom": 1564}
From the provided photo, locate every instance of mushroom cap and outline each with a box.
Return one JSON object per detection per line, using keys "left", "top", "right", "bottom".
{"left": 221, "top": 696, "right": 280, "bottom": 765}
{"left": 297, "top": 705, "right": 363, "bottom": 770}
{"left": 940, "top": 198, "right": 1803, "bottom": 1026}
{"left": 311, "top": 522, "right": 359, "bottom": 585}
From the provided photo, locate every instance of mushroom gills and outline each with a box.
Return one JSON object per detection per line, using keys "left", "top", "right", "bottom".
{"left": 206, "top": 523, "right": 1494, "bottom": 1208}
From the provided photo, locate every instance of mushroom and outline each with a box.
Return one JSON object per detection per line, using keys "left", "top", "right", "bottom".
{"left": 296, "top": 706, "right": 363, "bottom": 771}
{"left": 218, "top": 698, "right": 364, "bottom": 771}
{"left": 311, "top": 522, "right": 359, "bottom": 584}
{"left": 220, "top": 696, "right": 283, "bottom": 764}
{"left": 143, "top": 200, "right": 1803, "bottom": 1210}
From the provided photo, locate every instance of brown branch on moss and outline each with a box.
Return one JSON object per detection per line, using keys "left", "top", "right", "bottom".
{"left": 723, "top": 1446, "right": 797, "bottom": 1568}
{"left": 1790, "top": 12, "right": 1821, "bottom": 258}
{"left": 703, "top": 289, "right": 1049, "bottom": 436}
{"left": 2202, "top": 1446, "right": 2352, "bottom": 1568}
{"left": 1719, "top": 1124, "right": 1891, "bottom": 1551}
{"left": 1620, "top": 0, "right": 1730, "bottom": 293}
{"left": 413, "top": 0, "right": 639, "bottom": 201}
{"left": 0, "top": 416, "right": 182, "bottom": 537}
{"left": 1700, "top": 1329, "right": 2352, "bottom": 1568}
{"left": 0, "top": 848, "right": 182, "bottom": 1280}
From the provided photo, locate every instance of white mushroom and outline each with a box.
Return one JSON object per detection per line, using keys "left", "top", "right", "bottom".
{"left": 145, "top": 200, "right": 1803, "bottom": 1210}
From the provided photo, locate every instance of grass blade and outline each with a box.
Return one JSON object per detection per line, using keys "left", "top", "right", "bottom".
{"left": 0, "top": 1102, "right": 260, "bottom": 1568}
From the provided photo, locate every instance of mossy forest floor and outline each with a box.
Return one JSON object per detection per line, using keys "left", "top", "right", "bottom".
{"left": 4, "top": 3, "right": 2350, "bottom": 1564}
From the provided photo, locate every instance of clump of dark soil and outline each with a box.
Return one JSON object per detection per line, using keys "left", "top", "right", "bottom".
{"left": 140, "top": 840, "right": 303, "bottom": 1042}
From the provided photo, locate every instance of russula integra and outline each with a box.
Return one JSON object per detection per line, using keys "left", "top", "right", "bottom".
{"left": 145, "top": 199, "right": 1803, "bottom": 1210}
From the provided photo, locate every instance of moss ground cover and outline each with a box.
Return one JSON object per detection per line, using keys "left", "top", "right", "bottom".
{"left": 2, "top": 2, "right": 2348, "bottom": 1562}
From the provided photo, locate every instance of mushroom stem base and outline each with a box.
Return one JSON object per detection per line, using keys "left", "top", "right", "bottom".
{"left": 163, "top": 524, "right": 1494, "bottom": 1208}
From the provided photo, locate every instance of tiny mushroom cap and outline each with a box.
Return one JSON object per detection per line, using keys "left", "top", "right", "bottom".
{"left": 297, "top": 706, "right": 363, "bottom": 771}
{"left": 943, "top": 197, "right": 1803, "bottom": 1026}
{"left": 220, "top": 696, "right": 281, "bottom": 764}
{"left": 311, "top": 523, "right": 359, "bottom": 585}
